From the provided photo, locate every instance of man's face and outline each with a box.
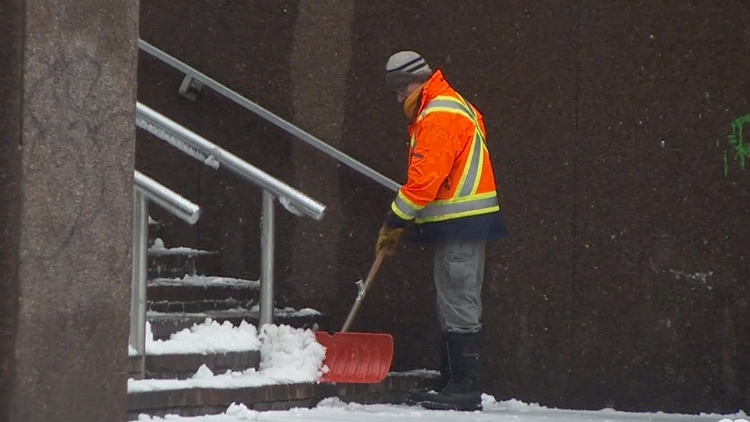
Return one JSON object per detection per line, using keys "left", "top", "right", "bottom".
{"left": 394, "top": 82, "right": 420, "bottom": 104}
{"left": 394, "top": 87, "right": 408, "bottom": 104}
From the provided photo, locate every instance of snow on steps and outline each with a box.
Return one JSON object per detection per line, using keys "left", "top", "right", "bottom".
{"left": 147, "top": 275, "right": 260, "bottom": 314}
{"left": 129, "top": 319, "right": 263, "bottom": 379}
{"left": 126, "top": 320, "right": 439, "bottom": 420}
{"left": 127, "top": 372, "right": 439, "bottom": 420}
{"left": 132, "top": 236, "right": 411, "bottom": 417}
{"left": 148, "top": 239, "right": 220, "bottom": 280}
{"left": 144, "top": 239, "right": 329, "bottom": 332}
{"left": 147, "top": 306, "right": 329, "bottom": 340}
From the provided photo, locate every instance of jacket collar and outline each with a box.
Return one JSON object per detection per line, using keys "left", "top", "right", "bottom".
{"left": 417, "top": 69, "right": 450, "bottom": 114}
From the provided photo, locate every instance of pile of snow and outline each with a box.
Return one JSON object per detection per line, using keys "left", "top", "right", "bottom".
{"left": 128, "top": 324, "right": 326, "bottom": 392}
{"left": 256, "top": 324, "right": 327, "bottom": 383}
{"left": 128, "top": 319, "right": 262, "bottom": 356}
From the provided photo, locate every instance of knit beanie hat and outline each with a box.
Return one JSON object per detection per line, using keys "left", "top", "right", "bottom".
{"left": 385, "top": 50, "right": 432, "bottom": 89}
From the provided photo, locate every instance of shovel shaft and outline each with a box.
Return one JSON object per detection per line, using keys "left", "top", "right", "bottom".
{"left": 341, "top": 249, "right": 387, "bottom": 332}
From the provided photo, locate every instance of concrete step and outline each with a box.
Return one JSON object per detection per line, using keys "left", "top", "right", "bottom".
{"left": 147, "top": 308, "right": 329, "bottom": 340}
{"left": 147, "top": 246, "right": 221, "bottom": 279}
{"left": 127, "top": 350, "right": 260, "bottom": 380}
{"left": 147, "top": 276, "right": 260, "bottom": 313}
{"left": 127, "top": 372, "right": 439, "bottom": 420}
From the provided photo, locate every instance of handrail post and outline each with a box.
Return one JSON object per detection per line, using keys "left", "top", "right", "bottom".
{"left": 259, "top": 190, "right": 275, "bottom": 327}
{"left": 129, "top": 190, "right": 148, "bottom": 377}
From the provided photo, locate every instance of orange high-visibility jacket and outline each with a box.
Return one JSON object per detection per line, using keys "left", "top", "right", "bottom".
{"left": 389, "top": 70, "right": 503, "bottom": 240}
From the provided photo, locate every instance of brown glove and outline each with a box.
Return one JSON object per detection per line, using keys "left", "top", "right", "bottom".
{"left": 375, "top": 225, "right": 403, "bottom": 258}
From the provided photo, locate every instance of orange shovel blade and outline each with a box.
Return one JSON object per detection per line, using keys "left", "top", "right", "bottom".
{"left": 315, "top": 331, "right": 394, "bottom": 383}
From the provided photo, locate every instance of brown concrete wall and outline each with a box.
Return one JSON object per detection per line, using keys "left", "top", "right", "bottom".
{"left": 1, "top": 0, "right": 140, "bottom": 420}
{"left": 573, "top": 1, "right": 750, "bottom": 412}
{"left": 137, "top": 0, "right": 750, "bottom": 413}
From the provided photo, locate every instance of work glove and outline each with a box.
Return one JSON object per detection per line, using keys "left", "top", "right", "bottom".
{"left": 375, "top": 224, "right": 403, "bottom": 258}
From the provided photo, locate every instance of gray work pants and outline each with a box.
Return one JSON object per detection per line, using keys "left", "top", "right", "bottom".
{"left": 434, "top": 239, "right": 486, "bottom": 334}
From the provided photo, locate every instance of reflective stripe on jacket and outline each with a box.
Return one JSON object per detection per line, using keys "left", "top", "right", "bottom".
{"left": 390, "top": 70, "right": 501, "bottom": 227}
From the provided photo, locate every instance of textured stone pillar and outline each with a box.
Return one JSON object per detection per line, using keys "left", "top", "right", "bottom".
{"left": 0, "top": 0, "right": 139, "bottom": 421}
{"left": 287, "top": 0, "right": 355, "bottom": 302}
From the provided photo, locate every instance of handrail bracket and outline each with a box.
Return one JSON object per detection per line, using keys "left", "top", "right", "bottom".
{"left": 179, "top": 73, "right": 203, "bottom": 101}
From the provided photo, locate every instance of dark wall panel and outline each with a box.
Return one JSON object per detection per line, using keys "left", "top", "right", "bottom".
{"left": 0, "top": 0, "right": 24, "bottom": 418}
{"left": 337, "top": 0, "right": 580, "bottom": 404}
{"left": 139, "top": 0, "right": 579, "bottom": 405}
{"left": 138, "top": 1, "right": 301, "bottom": 279}
{"left": 137, "top": 0, "right": 750, "bottom": 413}
{"left": 575, "top": 0, "right": 750, "bottom": 412}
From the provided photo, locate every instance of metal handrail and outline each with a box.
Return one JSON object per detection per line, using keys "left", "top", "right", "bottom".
{"left": 138, "top": 39, "right": 400, "bottom": 193}
{"left": 129, "top": 170, "right": 201, "bottom": 377}
{"left": 135, "top": 101, "right": 326, "bottom": 327}
{"left": 136, "top": 102, "right": 326, "bottom": 221}
{"left": 134, "top": 170, "right": 200, "bottom": 224}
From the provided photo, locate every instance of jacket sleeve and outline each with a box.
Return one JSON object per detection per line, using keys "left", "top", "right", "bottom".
{"left": 386, "top": 122, "right": 456, "bottom": 227}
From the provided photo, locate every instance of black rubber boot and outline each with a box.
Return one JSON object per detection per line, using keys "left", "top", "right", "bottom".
{"left": 406, "top": 333, "right": 451, "bottom": 404}
{"left": 419, "top": 331, "right": 483, "bottom": 411}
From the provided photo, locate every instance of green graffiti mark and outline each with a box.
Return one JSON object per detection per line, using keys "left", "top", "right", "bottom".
{"left": 722, "top": 114, "right": 750, "bottom": 177}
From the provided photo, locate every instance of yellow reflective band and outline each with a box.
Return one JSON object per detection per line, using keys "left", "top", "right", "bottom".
{"left": 458, "top": 131, "right": 483, "bottom": 197}
{"left": 422, "top": 96, "right": 487, "bottom": 201}
{"left": 429, "top": 191, "right": 497, "bottom": 206}
{"left": 415, "top": 206, "right": 500, "bottom": 224}
{"left": 415, "top": 194, "right": 500, "bottom": 223}
{"left": 471, "top": 147, "right": 485, "bottom": 196}
{"left": 424, "top": 96, "right": 483, "bottom": 135}
{"left": 391, "top": 190, "right": 422, "bottom": 221}
{"left": 421, "top": 97, "right": 486, "bottom": 149}
{"left": 422, "top": 102, "right": 473, "bottom": 121}
{"left": 409, "top": 95, "right": 498, "bottom": 224}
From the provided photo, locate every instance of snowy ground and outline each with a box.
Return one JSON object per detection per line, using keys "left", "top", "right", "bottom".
{"left": 134, "top": 396, "right": 745, "bottom": 422}
{"left": 130, "top": 321, "right": 746, "bottom": 421}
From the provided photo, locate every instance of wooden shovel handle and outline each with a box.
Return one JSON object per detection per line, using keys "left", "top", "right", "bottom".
{"left": 341, "top": 249, "right": 388, "bottom": 333}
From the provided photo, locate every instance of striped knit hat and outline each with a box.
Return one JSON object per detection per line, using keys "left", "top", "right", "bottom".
{"left": 385, "top": 50, "right": 433, "bottom": 89}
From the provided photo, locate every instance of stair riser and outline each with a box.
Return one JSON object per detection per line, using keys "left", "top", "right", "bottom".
{"left": 147, "top": 253, "right": 221, "bottom": 279}
{"left": 128, "top": 351, "right": 260, "bottom": 380}
{"left": 127, "top": 374, "right": 439, "bottom": 420}
{"left": 147, "top": 285, "right": 259, "bottom": 303}
{"left": 148, "top": 299, "right": 257, "bottom": 314}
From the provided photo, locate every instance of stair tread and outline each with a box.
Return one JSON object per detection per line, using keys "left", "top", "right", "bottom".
{"left": 146, "top": 307, "right": 322, "bottom": 320}
{"left": 147, "top": 238, "right": 216, "bottom": 256}
{"left": 148, "top": 275, "right": 259, "bottom": 289}
{"left": 148, "top": 248, "right": 216, "bottom": 256}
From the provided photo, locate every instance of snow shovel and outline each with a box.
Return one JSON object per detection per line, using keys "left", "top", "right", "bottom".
{"left": 315, "top": 248, "right": 394, "bottom": 383}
